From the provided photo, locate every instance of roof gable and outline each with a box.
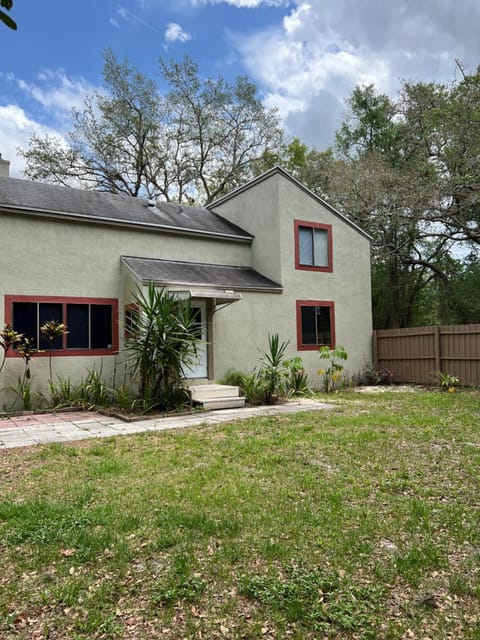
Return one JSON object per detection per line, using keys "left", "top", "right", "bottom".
{"left": 209, "top": 166, "right": 372, "bottom": 241}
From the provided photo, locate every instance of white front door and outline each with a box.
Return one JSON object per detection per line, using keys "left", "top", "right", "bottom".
{"left": 185, "top": 301, "right": 208, "bottom": 378}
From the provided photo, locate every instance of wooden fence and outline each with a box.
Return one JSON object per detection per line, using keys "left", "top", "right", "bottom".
{"left": 373, "top": 324, "right": 480, "bottom": 385}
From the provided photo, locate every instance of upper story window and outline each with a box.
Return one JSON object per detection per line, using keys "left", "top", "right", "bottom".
{"left": 294, "top": 220, "right": 333, "bottom": 272}
{"left": 4, "top": 295, "right": 118, "bottom": 356}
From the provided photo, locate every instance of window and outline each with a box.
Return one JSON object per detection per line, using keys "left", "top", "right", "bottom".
{"left": 5, "top": 295, "right": 118, "bottom": 356}
{"left": 294, "top": 220, "right": 332, "bottom": 272}
{"left": 296, "top": 300, "right": 335, "bottom": 350}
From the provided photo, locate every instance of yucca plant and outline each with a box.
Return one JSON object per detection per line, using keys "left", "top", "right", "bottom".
{"left": 258, "top": 333, "right": 290, "bottom": 404}
{"left": 125, "top": 284, "right": 200, "bottom": 411}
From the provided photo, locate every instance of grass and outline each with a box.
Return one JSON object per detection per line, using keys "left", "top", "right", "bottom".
{"left": 0, "top": 390, "right": 479, "bottom": 638}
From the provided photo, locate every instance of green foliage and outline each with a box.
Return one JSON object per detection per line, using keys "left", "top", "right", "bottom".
{"left": 8, "top": 376, "right": 33, "bottom": 411}
{"left": 438, "top": 372, "right": 460, "bottom": 391}
{"left": 220, "top": 344, "right": 309, "bottom": 404}
{"left": 284, "top": 356, "right": 309, "bottom": 395}
{"left": 21, "top": 50, "right": 283, "bottom": 204}
{"left": 335, "top": 84, "right": 400, "bottom": 160}
{"left": 153, "top": 553, "right": 206, "bottom": 605}
{"left": 239, "top": 564, "right": 384, "bottom": 632}
{"left": 257, "top": 333, "right": 290, "bottom": 404}
{"left": 318, "top": 345, "right": 348, "bottom": 392}
{"left": 125, "top": 284, "right": 200, "bottom": 411}
{"left": 48, "top": 369, "right": 110, "bottom": 409}
{"left": 0, "top": 323, "right": 23, "bottom": 374}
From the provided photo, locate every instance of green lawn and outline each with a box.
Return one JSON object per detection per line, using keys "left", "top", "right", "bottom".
{"left": 1, "top": 391, "right": 479, "bottom": 639}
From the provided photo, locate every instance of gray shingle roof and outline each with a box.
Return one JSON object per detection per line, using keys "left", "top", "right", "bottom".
{"left": 0, "top": 177, "right": 252, "bottom": 240}
{"left": 121, "top": 256, "right": 282, "bottom": 291}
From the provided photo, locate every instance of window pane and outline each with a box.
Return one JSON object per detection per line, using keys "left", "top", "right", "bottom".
{"left": 191, "top": 307, "right": 202, "bottom": 340}
{"left": 39, "top": 303, "right": 63, "bottom": 350}
{"left": 316, "top": 306, "right": 331, "bottom": 345}
{"left": 301, "top": 306, "right": 317, "bottom": 344}
{"left": 91, "top": 305, "right": 112, "bottom": 349}
{"left": 313, "top": 228, "right": 329, "bottom": 267}
{"left": 12, "top": 302, "right": 38, "bottom": 348}
{"left": 300, "top": 305, "right": 331, "bottom": 346}
{"left": 298, "top": 227, "right": 313, "bottom": 265}
{"left": 67, "top": 304, "right": 89, "bottom": 348}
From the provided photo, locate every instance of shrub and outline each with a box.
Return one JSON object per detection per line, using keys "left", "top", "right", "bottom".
{"left": 125, "top": 284, "right": 201, "bottom": 411}
{"left": 318, "top": 345, "right": 348, "bottom": 393}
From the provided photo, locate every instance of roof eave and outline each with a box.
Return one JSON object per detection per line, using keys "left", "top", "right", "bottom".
{"left": 0, "top": 205, "right": 253, "bottom": 243}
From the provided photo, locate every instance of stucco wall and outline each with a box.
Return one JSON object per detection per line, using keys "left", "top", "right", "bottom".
{"left": 0, "top": 171, "right": 373, "bottom": 407}
{"left": 211, "top": 172, "right": 373, "bottom": 384}
{"left": 0, "top": 212, "right": 251, "bottom": 407}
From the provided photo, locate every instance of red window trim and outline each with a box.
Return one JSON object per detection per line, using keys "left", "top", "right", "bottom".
{"left": 4, "top": 295, "right": 119, "bottom": 357}
{"left": 294, "top": 220, "right": 333, "bottom": 272}
{"left": 296, "top": 300, "right": 336, "bottom": 351}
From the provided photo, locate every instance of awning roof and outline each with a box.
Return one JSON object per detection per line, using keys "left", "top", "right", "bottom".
{"left": 170, "top": 288, "right": 243, "bottom": 305}
{"left": 121, "top": 256, "right": 283, "bottom": 295}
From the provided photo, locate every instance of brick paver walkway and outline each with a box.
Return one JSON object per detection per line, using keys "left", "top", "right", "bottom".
{"left": 0, "top": 400, "right": 333, "bottom": 449}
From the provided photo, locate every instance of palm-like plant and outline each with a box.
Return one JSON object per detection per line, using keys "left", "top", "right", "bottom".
{"left": 125, "top": 284, "right": 200, "bottom": 410}
{"left": 258, "top": 333, "right": 290, "bottom": 404}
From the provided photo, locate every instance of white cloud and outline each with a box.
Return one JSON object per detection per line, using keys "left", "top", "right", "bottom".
{"left": 111, "top": 4, "right": 159, "bottom": 32}
{"left": 0, "top": 70, "right": 96, "bottom": 178}
{"left": 229, "top": 0, "right": 480, "bottom": 148}
{"left": 165, "top": 22, "right": 192, "bottom": 44}
{"left": 15, "top": 69, "right": 96, "bottom": 117}
{"left": 0, "top": 105, "right": 66, "bottom": 178}
{"left": 191, "top": 0, "right": 290, "bottom": 6}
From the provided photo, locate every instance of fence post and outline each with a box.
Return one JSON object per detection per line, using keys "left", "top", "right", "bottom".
{"left": 372, "top": 329, "right": 378, "bottom": 369}
{"left": 434, "top": 325, "right": 441, "bottom": 374}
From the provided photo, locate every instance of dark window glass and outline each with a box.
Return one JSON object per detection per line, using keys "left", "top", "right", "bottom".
{"left": 300, "top": 305, "right": 331, "bottom": 346}
{"left": 315, "top": 306, "right": 332, "bottom": 345}
{"left": 91, "top": 305, "right": 112, "bottom": 349}
{"left": 67, "top": 304, "right": 89, "bottom": 349}
{"left": 39, "top": 303, "right": 63, "bottom": 350}
{"left": 12, "top": 302, "right": 38, "bottom": 348}
{"left": 301, "top": 306, "right": 317, "bottom": 345}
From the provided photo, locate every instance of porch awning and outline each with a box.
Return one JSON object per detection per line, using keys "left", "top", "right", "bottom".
{"left": 170, "top": 288, "right": 243, "bottom": 304}
{"left": 120, "top": 256, "right": 283, "bottom": 298}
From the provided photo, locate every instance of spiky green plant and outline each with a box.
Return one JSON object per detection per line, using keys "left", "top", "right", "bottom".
{"left": 125, "top": 285, "right": 200, "bottom": 410}
{"left": 258, "top": 333, "right": 290, "bottom": 404}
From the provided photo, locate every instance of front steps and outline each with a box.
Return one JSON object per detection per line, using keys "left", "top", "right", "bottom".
{"left": 189, "top": 384, "right": 246, "bottom": 410}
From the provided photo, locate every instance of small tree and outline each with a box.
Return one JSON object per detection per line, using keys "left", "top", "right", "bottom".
{"left": 125, "top": 284, "right": 201, "bottom": 410}
{"left": 318, "top": 345, "right": 348, "bottom": 393}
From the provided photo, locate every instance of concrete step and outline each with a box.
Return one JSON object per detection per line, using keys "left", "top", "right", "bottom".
{"left": 189, "top": 384, "right": 240, "bottom": 401}
{"left": 199, "top": 396, "right": 246, "bottom": 411}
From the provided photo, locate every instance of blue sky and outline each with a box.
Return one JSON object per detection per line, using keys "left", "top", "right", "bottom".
{"left": 2, "top": 0, "right": 479, "bottom": 177}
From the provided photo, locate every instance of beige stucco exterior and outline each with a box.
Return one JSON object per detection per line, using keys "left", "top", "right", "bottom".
{"left": 210, "top": 171, "right": 372, "bottom": 382}
{"left": 0, "top": 168, "right": 372, "bottom": 408}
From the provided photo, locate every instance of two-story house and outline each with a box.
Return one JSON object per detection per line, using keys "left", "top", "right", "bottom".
{"left": 0, "top": 165, "right": 372, "bottom": 406}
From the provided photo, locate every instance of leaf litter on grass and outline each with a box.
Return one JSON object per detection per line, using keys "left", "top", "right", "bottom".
{"left": 0, "top": 390, "right": 480, "bottom": 638}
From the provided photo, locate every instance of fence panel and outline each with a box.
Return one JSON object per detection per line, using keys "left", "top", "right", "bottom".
{"left": 373, "top": 324, "right": 480, "bottom": 385}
